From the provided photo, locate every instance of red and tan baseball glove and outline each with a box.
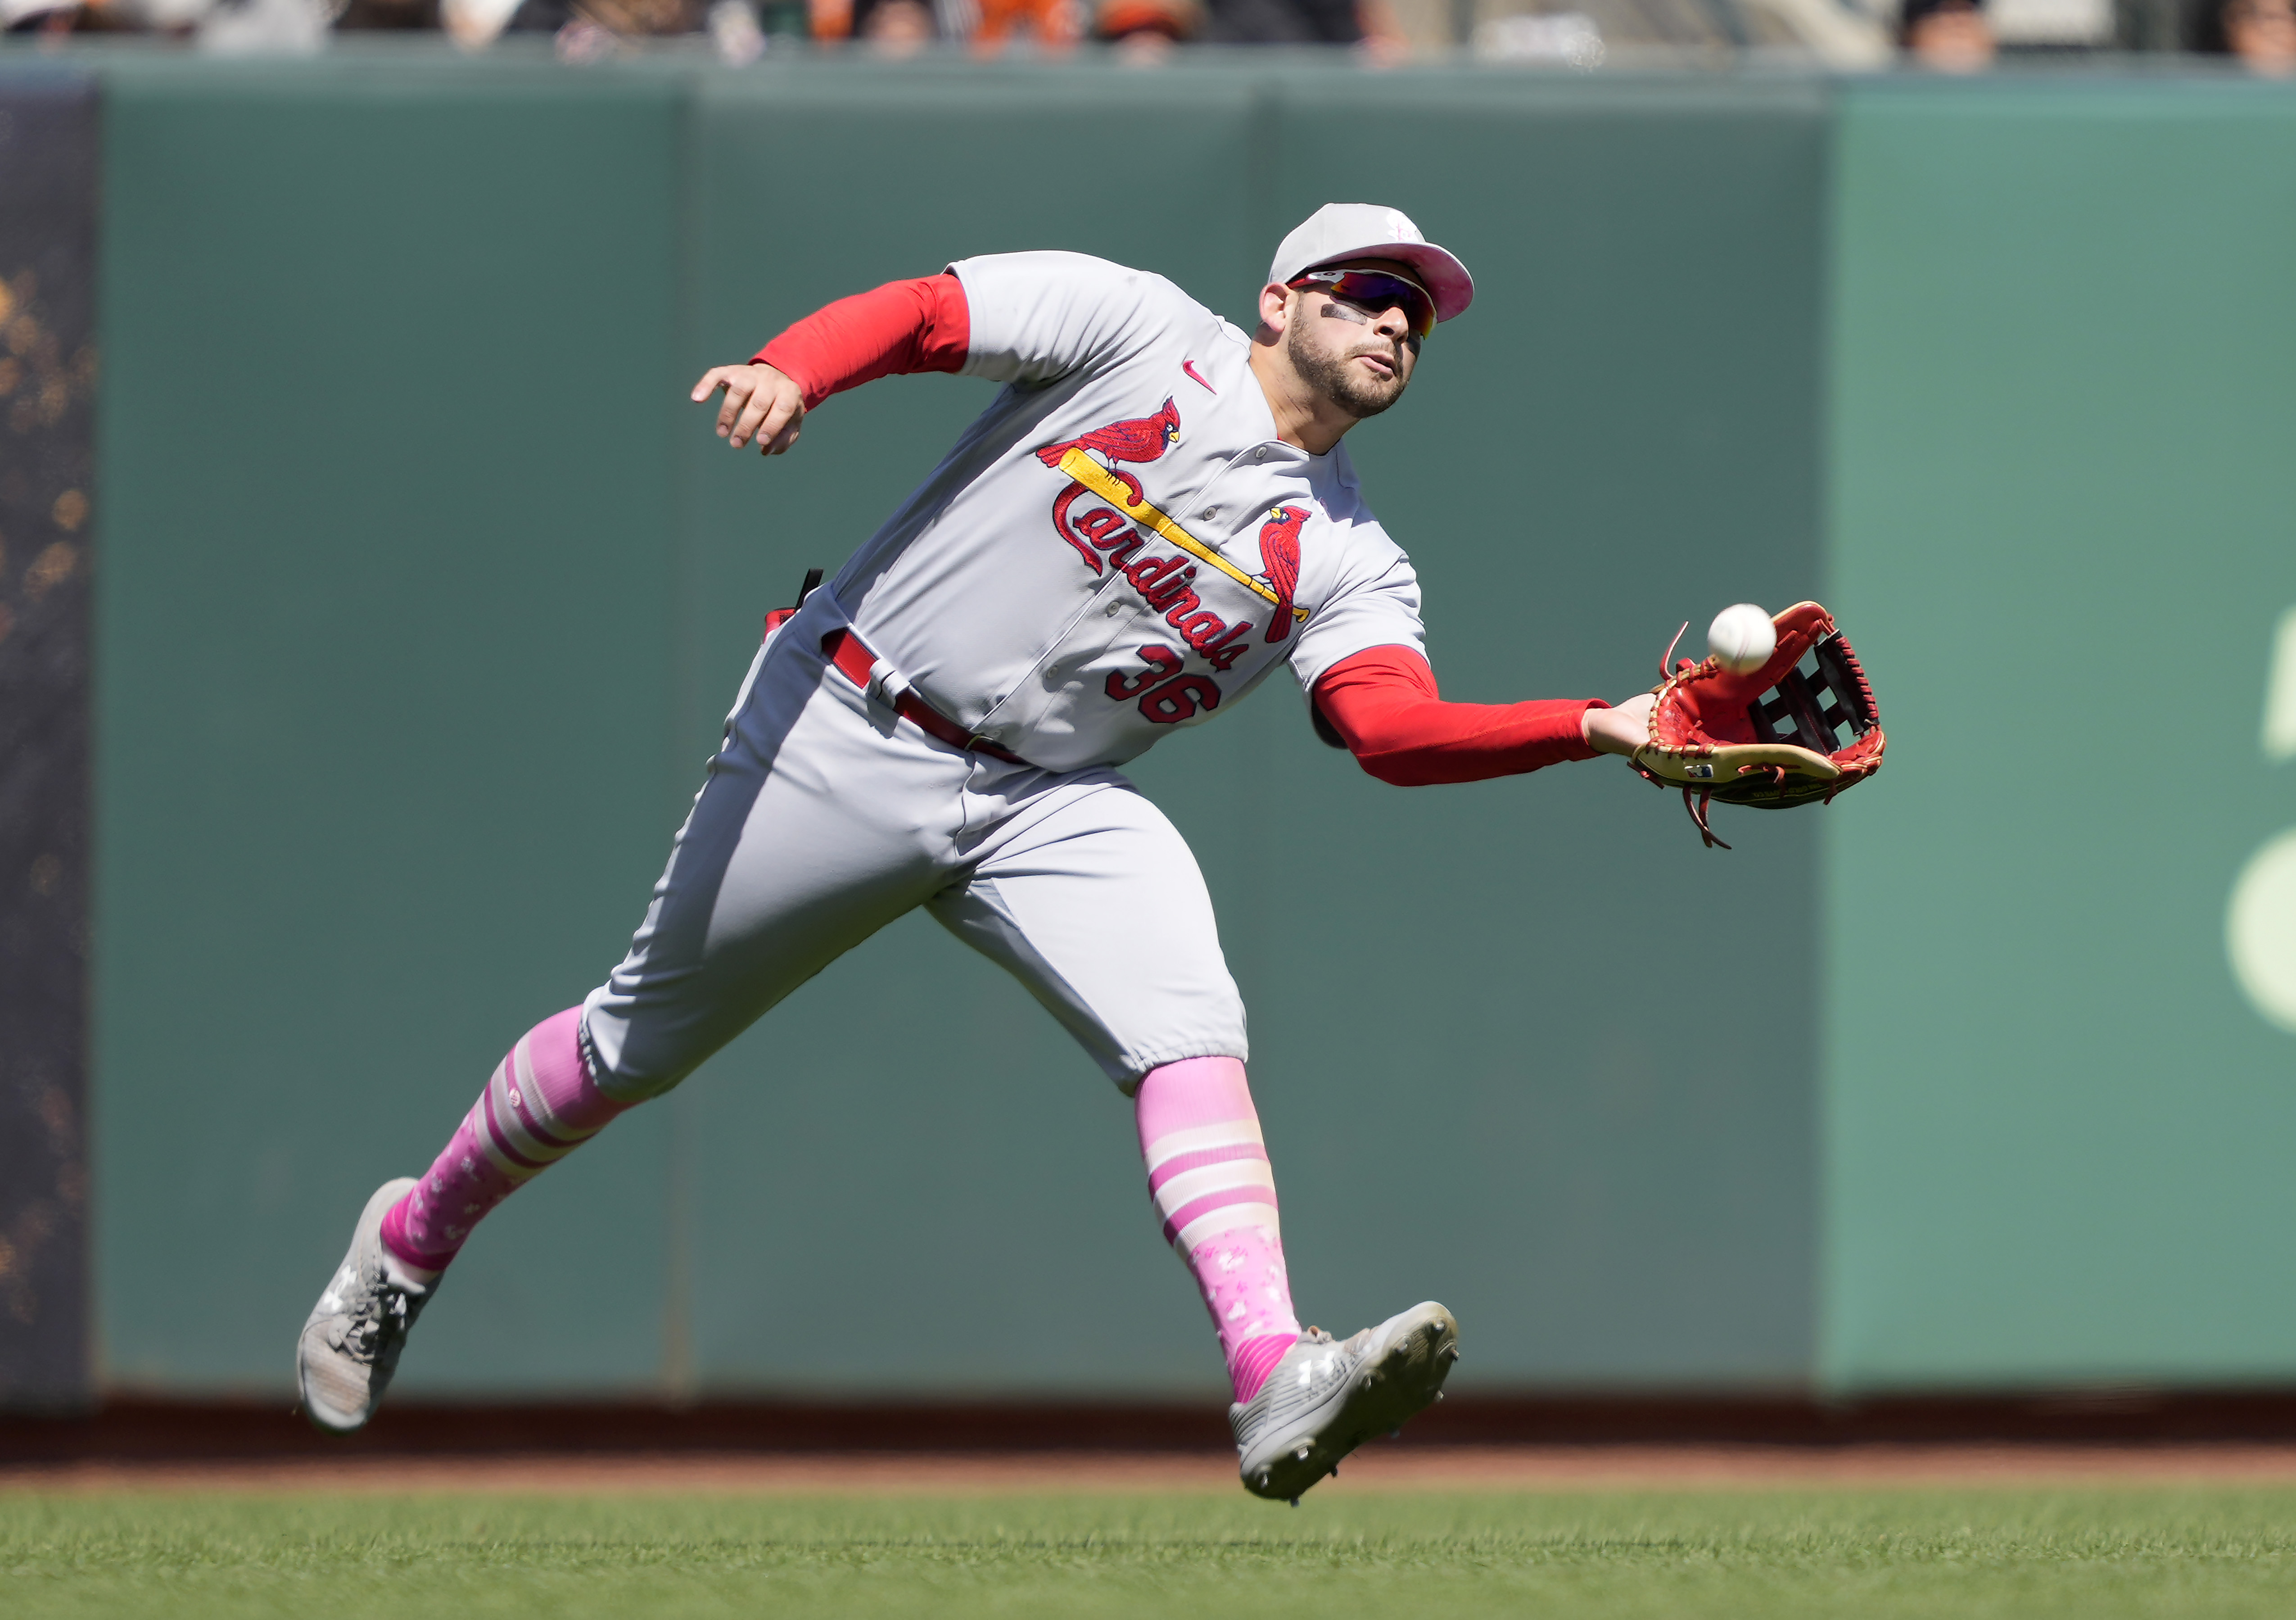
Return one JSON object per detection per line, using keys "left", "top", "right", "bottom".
{"left": 1630, "top": 601, "right": 1884, "bottom": 849}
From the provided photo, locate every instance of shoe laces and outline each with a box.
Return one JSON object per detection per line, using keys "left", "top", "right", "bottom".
{"left": 334, "top": 1264, "right": 416, "bottom": 1362}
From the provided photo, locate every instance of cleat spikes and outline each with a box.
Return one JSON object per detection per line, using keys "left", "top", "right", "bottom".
{"left": 1230, "top": 1301, "right": 1455, "bottom": 1507}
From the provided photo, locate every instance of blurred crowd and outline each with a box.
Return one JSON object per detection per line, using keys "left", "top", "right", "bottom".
{"left": 1898, "top": 0, "right": 2292, "bottom": 71}
{"left": 0, "top": 0, "right": 1408, "bottom": 55}
{"left": 1, "top": 0, "right": 2288, "bottom": 75}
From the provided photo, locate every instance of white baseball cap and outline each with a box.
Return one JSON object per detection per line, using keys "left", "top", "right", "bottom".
{"left": 1266, "top": 203, "right": 1475, "bottom": 325}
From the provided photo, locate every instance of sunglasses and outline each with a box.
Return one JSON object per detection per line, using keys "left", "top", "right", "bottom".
{"left": 1286, "top": 268, "right": 1436, "bottom": 339}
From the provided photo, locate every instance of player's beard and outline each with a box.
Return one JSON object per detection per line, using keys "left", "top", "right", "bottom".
{"left": 1287, "top": 321, "right": 1411, "bottom": 420}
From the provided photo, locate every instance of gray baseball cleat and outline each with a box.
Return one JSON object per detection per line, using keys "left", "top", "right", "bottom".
{"left": 296, "top": 1177, "right": 435, "bottom": 1434}
{"left": 1231, "top": 1300, "right": 1459, "bottom": 1503}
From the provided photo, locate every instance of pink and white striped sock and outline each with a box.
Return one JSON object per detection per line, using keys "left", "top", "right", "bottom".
{"left": 1136, "top": 1056, "right": 1302, "bottom": 1404}
{"left": 379, "top": 1007, "right": 633, "bottom": 1280}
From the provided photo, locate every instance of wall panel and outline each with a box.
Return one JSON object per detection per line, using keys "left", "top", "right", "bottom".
{"left": 1824, "top": 78, "right": 2296, "bottom": 1390}
{"left": 95, "top": 60, "right": 687, "bottom": 1391}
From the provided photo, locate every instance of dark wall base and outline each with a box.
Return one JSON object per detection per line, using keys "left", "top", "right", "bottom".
{"left": 13, "top": 1391, "right": 2296, "bottom": 1462}
{"left": 0, "top": 69, "right": 97, "bottom": 1413}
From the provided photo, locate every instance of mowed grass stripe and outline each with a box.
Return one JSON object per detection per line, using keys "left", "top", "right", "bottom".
{"left": 7, "top": 1488, "right": 2296, "bottom": 1619}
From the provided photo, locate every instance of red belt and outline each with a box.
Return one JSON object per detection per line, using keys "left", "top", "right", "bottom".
{"left": 821, "top": 629, "right": 1027, "bottom": 767}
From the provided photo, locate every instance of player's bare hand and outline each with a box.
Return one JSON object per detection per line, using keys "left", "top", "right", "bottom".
{"left": 1582, "top": 692, "right": 1655, "bottom": 756}
{"left": 691, "top": 363, "right": 806, "bottom": 455}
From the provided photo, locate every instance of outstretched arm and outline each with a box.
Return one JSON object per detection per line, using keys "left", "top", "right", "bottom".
{"left": 689, "top": 272, "right": 972, "bottom": 456}
{"left": 1312, "top": 645, "right": 1653, "bottom": 787}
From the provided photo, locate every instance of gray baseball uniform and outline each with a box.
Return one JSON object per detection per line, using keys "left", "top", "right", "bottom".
{"left": 582, "top": 251, "right": 1426, "bottom": 1096}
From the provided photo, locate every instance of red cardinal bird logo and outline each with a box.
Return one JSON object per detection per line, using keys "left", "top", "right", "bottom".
{"left": 1035, "top": 397, "right": 1182, "bottom": 504}
{"left": 1256, "top": 505, "right": 1309, "bottom": 643}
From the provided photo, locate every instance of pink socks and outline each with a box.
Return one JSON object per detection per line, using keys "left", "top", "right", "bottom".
{"left": 1135, "top": 1056, "right": 1302, "bottom": 1403}
{"left": 380, "top": 1008, "right": 633, "bottom": 1278}
{"left": 374, "top": 1022, "right": 1303, "bottom": 1412}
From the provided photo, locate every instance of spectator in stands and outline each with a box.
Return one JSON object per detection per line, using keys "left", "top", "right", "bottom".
{"left": 504, "top": 0, "right": 696, "bottom": 42}
{"left": 1900, "top": 0, "right": 1993, "bottom": 68}
{"left": 855, "top": 0, "right": 940, "bottom": 46}
{"left": 808, "top": 0, "right": 959, "bottom": 46}
{"left": 1096, "top": 0, "right": 1195, "bottom": 54}
{"left": 965, "top": 0, "right": 1081, "bottom": 50}
{"left": 2194, "top": 0, "right": 2296, "bottom": 73}
{"left": 1200, "top": 0, "right": 1401, "bottom": 51}
{"left": 2, "top": 0, "right": 145, "bottom": 32}
{"left": 1201, "top": 0, "right": 1348, "bottom": 41}
{"left": 334, "top": 0, "right": 438, "bottom": 26}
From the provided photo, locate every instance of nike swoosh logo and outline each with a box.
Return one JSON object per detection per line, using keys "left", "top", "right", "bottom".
{"left": 1182, "top": 360, "right": 1215, "bottom": 394}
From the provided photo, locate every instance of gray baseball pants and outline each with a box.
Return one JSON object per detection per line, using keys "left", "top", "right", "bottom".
{"left": 580, "top": 599, "right": 1249, "bottom": 1097}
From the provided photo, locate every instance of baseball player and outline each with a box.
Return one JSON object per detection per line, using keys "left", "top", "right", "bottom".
{"left": 297, "top": 203, "right": 1659, "bottom": 1503}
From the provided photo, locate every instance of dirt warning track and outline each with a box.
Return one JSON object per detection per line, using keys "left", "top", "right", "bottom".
{"left": 15, "top": 1445, "right": 2296, "bottom": 1496}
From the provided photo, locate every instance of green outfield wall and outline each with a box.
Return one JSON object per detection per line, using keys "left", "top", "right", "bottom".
{"left": 1822, "top": 79, "right": 2296, "bottom": 1391}
{"left": 11, "top": 51, "right": 2290, "bottom": 1402}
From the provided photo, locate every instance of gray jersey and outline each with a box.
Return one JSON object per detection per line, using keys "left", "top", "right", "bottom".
{"left": 825, "top": 251, "right": 1428, "bottom": 774}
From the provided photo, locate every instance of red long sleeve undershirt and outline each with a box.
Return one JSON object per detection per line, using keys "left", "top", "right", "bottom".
{"left": 1313, "top": 646, "right": 1605, "bottom": 786}
{"left": 752, "top": 278, "right": 1606, "bottom": 786}
{"left": 753, "top": 273, "right": 971, "bottom": 410}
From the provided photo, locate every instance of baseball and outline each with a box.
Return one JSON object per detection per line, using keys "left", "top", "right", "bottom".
{"left": 1707, "top": 603, "right": 1776, "bottom": 674}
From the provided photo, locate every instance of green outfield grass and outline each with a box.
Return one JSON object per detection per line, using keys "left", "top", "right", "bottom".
{"left": 7, "top": 1485, "right": 2296, "bottom": 1619}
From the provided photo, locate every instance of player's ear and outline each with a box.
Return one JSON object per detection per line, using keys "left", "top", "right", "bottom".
{"left": 1256, "top": 281, "right": 1293, "bottom": 337}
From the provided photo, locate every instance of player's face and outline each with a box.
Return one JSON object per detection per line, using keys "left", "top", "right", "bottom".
{"left": 1283, "top": 258, "right": 1425, "bottom": 421}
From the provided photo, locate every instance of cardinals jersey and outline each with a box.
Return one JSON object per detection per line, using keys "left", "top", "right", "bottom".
{"left": 819, "top": 250, "right": 1427, "bottom": 774}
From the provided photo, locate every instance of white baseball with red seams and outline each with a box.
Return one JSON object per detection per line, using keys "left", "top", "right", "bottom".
{"left": 1707, "top": 602, "right": 1776, "bottom": 675}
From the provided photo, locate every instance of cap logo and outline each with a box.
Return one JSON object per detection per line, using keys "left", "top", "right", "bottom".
{"left": 1383, "top": 210, "right": 1421, "bottom": 243}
